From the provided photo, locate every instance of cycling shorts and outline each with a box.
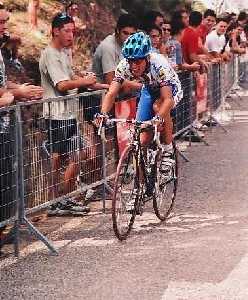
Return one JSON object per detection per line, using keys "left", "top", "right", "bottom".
{"left": 136, "top": 86, "right": 176, "bottom": 122}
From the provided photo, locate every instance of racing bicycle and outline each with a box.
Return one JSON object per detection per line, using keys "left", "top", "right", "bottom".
{"left": 99, "top": 118, "right": 178, "bottom": 240}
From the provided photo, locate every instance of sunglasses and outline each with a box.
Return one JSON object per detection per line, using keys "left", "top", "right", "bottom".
{"left": 127, "top": 58, "right": 145, "bottom": 65}
{"left": 163, "top": 28, "right": 171, "bottom": 32}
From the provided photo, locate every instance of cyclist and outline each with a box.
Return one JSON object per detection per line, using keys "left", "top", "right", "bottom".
{"left": 98, "top": 31, "right": 183, "bottom": 169}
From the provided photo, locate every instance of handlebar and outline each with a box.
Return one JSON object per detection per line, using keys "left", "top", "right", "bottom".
{"left": 97, "top": 117, "right": 161, "bottom": 145}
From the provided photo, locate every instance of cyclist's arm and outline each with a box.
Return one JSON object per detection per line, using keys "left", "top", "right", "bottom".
{"left": 157, "top": 86, "right": 174, "bottom": 118}
{"left": 101, "top": 81, "right": 121, "bottom": 113}
{"left": 120, "top": 80, "right": 142, "bottom": 94}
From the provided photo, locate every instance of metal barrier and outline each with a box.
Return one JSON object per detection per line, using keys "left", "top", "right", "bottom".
{"left": 1, "top": 57, "right": 247, "bottom": 256}
{"left": 0, "top": 106, "right": 19, "bottom": 255}
{"left": 174, "top": 71, "right": 195, "bottom": 136}
{"left": 19, "top": 91, "right": 118, "bottom": 214}
{"left": 208, "top": 63, "right": 222, "bottom": 112}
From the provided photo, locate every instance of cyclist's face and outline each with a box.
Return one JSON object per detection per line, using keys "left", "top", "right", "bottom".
{"left": 128, "top": 58, "right": 147, "bottom": 78}
{"left": 118, "top": 26, "right": 137, "bottom": 45}
{"left": 54, "top": 22, "right": 75, "bottom": 48}
{"left": 0, "top": 10, "right": 9, "bottom": 37}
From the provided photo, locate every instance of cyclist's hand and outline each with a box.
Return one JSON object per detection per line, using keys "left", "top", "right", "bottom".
{"left": 152, "top": 115, "right": 165, "bottom": 131}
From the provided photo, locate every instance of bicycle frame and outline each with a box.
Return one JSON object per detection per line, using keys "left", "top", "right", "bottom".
{"left": 131, "top": 124, "right": 159, "bottom": 202}
{"left": 99, "top": 118, "right": 161, "bottom": 207}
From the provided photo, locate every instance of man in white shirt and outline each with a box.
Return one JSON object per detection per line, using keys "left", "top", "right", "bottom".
{"left": 205, "top": 18, "right": 231, "bottom": 60}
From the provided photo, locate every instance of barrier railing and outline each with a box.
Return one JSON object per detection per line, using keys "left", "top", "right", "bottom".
{"left": 0, "top": 56, "right": 247, "bottom": 256}
{"left": 0, "top": 106, "right": 19, "bottom": 255}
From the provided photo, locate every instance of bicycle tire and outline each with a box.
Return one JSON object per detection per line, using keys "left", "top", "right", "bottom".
{"left": 112, "top": 145, "right": 139, "bottom": 240}
{"left": 153, "top": 141, "right": 178, "bottom": 221}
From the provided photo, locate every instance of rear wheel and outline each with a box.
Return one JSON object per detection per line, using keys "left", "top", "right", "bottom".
{"left": 153, "top": 141, "right": 178, "bottom": 221}
{"left": 112, "top": 145, "right": 139, "bottom": 240}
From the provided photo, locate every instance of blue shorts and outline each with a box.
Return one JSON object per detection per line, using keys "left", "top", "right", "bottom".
{"left": 136, "top": 86, "right": 176, "bottom": 121}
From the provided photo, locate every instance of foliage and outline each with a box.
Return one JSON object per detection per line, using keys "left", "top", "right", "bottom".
{"left": 121, "top": 0, "right": 190, "bottom": 20}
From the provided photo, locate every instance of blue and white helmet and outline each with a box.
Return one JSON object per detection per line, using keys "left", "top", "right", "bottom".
{"left": 122, "top": 31, "right": 152, "bottom": 59}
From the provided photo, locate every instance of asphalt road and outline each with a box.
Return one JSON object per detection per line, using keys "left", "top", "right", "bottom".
{"left": 1, "top": 94, "right": 248, "bottom": 300}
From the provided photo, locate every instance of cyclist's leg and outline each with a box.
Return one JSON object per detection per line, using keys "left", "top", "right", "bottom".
{"left": 153, "top": 98, "right": 175, "bottom": 149}
{"left": 136, "top": 85, "right": 155, "bottom": 144}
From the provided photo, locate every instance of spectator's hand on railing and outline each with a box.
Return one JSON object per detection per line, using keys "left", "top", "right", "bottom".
{"left": 199, "top": 60, "right": 210, "bottom": 73}
{"left": 221, "top": 52, "right": 232, "bottom": 62}
{"left": 189, "top": 62, "right": 201, "bottom": 72}
{"left": 82, "top": 73, "right": 97, "bottom": 86}
{"left": 211, "top": 57, "right": 222, "bottom": 64}
{"left": 19, "top": 84, "right": 43, "bottom": 100}
{"left": 0, "top": 92, "right": 14, "bottom": 107}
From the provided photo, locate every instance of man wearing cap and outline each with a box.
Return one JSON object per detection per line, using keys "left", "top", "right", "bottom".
{"left": 39, "top": 12, "right": 107, "bottom": 197}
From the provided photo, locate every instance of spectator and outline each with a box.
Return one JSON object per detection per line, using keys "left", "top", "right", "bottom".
{"left": 0, "top": 5, "right": 43, "bottom": 99}
{"left": 172, "top": 9, "right": 190, "bottom": 29}
{"left": 168, "top": 17, "right": 200, "bottom": 72}
{"left": 230, "top": 12, "right": 237, "bottom": 23}
{"left": 142, "top": 11, "right": 168, "bottom": 56}
{"left": 0, "top": 3, "right": 23, "bottom": 71}
{"left": 39, "top": 12, "right": 107, "bottom": 198}
{"left": 237, "top": 11, "right": 247, "bottom": 27}
{"left": 237, "top": 12, "right": 247, "bottom": 46}
{"left": 65, "top": 1, "right": 85, "bottom": 31}
{"left": 146, "top": 25, "right": 162, "bottom": 54}
{"left": 205, "top": 18, "right": 231, "bottom": 61}
{"left": 162, "top": 20, "right": 172, "bottom": 44}
{"left": 0, "top": 4, "right": 43, "bottom": 249}
{"left": 92, "top": 14, "right": 137, "bottom": 84}
{"left": 196, "top": 9, "right": 216, "bottom": 45}
{"left": 228, "top": 22, "right": 246, "bottom": 55}
{"left": 28, "top": 0, "right": 40, "bottom": 30}
{"left": 66, "top": 1, "right": 79, "bottom": 19}
{"left": 142, "top": 10, "right": 164, "bottom": 30}
{"left": 181, "top": 11, "right": 208, "bottom": 70}
{"left": 244, "top": 24, "right": 248, "bottom": 45}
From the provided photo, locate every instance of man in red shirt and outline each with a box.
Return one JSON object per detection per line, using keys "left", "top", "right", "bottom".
{"left": 197, "top": 9, "right": 216, "bottom": 45}
{"left": 181, "top": 11, "right": 208, "bottom": 69}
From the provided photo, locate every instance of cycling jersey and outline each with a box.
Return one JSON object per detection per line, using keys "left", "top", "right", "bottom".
{"left": 114, "top": 52, "right": 183, "bottom": 104}
{"left": 113, "top": 52, "right": 183, "bottom": 121}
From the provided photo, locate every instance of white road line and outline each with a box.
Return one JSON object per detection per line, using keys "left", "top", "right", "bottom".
{"left": 162, "top": 241, "right": 248, "bottom": 299}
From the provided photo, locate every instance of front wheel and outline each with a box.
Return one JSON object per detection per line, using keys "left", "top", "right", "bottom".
{"left": 112, "top": 145, "right": 139, "bottom": 240}
{"left": 153, "top": 141, "right": 178, "bottom": 221}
